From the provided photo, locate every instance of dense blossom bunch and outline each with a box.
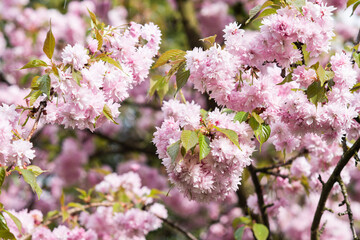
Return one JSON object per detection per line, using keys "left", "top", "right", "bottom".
{"left": 184, "top": 1, "right": 360, "bottom": 150}
{"left": 4, "top": 209, "right": 97, "bottom": 240}
{"left": 153, "top": 100, "right": 255, "bottom": 202}
{"left": 0, "top": 0, "right": 95, "bottom": 84}
{"left": 185, "top": 1, "right": 336, "bottom": 106}
{"left": 81, "top": 171, "right": 167, "bottom": 240}
{"left": 43, "top": 21, "right": 161, "bottom": 130}
{"left": 0, "top": 104, "right": 35, "bottom": 167}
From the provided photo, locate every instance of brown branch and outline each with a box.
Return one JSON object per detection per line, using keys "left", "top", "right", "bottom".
{"left": 26, "top": 100, "right": 47, "bottom": 141}
{"left": 337, "top": 176, "right": 358, "bottom": 240}
{"left": 175, "top": 0, "right": 204, "bottom": 49}
{"left": 158, "top": 216, "right": 198, "bottom": 240}
{"left": 248, "top": 164, "right": 271, "bottom": 239}
{"left": 310, "top": 136, "right": 360, "bottom": 240}
{"left": 256, "top": 170, "right": 289, "bottom": 179}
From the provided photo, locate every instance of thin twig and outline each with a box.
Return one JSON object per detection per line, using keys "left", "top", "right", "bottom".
{"left": 310, "top": 136, "right": 360, "bottom": 240}
{"left": 337, "top": 176, "right": 358, "bottom": 240}
{"left": 255, "top": 149, "right": 307, "bottom": 172}
{"left": 255, "top": 170, "right": 289, "bottom": 179}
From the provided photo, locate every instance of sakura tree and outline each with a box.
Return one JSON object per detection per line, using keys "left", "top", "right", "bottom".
{"left": 0, "top": 0, "right": 360, "bottom": 239}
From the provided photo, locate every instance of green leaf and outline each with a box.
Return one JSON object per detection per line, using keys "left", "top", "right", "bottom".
{"left": 181, "top": 130, "right": 198, "bottom": 153}
{"left": 30, "top": 76, "right": 40, "bottom": 89}
{"left": 316, "top": 64, "right": 326, "bottom": 86}
{"left": 200, "top": 34, "right": 217, "bottom": 45}
{"left": 300, "top": 175, "right": 310, "bottom": 195}
{"left": 255, "top": 8, "right": 277, "bottom": 20}
{"left": 249, "top": 116, "right": 260, "bottom": 131}
{"left": 253, "top": 223, "right": 269, "bottom": 240}
{"left": 164, "top": 60, "right": 184, "bottom": 83}
{"left": 0, "top": 167, "right": 5, "bottom": 189}
{"left": 351, "top": 1, "right": 360, "bottom": 15}
{"left": 324, "top": 71, "right": 334, "bottom": 81}
{"left": 277, "top": 73, "right": 293, "bottom": 85}
{"left": 19, "top": 169, "right": 42, "bottom": 199}
{"left": 251, "top": 112, "right": 264, "bottom": 124}
{"left": 72, "top": 69, "right": 82, "bottom": 86}
{"left": 20, "top": 59, "right": 48, "bottom": 69}
{"left": 200, "top": 109, "right": 208, "bottom": 120}
{"left": 95, "top": 29, "right": 103, "bottom": 50}
{"left": 149, "top": 76, "right": 169, "bottom": 101}
{"left": 290, "top": 0, "right": 306, "bottom": 9}
{"left": 152, "top": 49, "right": 186, "bottom": 69}
{"left": 246, "top": 1, "right": 274, "bottom": 24}
{"left": 351, "top": 82, "right": 360, "bottom": 93}
{"left": 37, "top": 74, "right": 51, "bottom": 98}
{"left": 347, "top": 0, "right": 359, "bottom": 7}
{"left": 0, "top": 213, "right": 9, "bottom": 231}
{"left": 234, "top": 226, "right": 245, "bottom": 240}
{"left": 103, "top": 104, "right": 119, "bottom": 125}
{"left": 87, "top": 8, "right": 98, "bottom": 26}
{"left": 113, "top": 202, "right": 124, "bottom": 213}
{"left": 353, "top": 52, "right": 360, "bottom": 68}
{"left": 45, "top": 210, "right": 59, "bottom": 220}
{"left": 67, "top": 202, "right": 85, "bottom": 211}
{"left": 254, "top": 124, "right": 271, "bottom": 151}
{"left": 27, "top": 165, "right": 46, "bottom": 177}
{"left": 213, "top": 126, "right": 241, "bottom": 150}
{"left": 0, "top": 230, "right": 16, "bottom": 239}
{"left": 302, "top": 44, "right": 310, "bottom": 66}
{"left": 43, "top": 24, "right": 55, "bottom": 60}
{"left": 233, "top": 216, "right": 252, "bottom": 228}
{"left": 28, "top": 90, "right": 42, "bottom": 106}
{"left": 147, "top": 189, "right": 167, "bottom": 199}
{"left": 198, "top": 134, "right": 211, "bottom": 161}
{"left": 167, "top": 140, "right": 181, "bottom": 163}
{"left": 3, "top": 211, "right": 22, "bottom": 234}
{"left": 175, "top": 63, "right": 190, "bottom": 94}
{"left": 306, "top": 81, "right": 326, "bottom": 106}
{"left": 101, "top": 56, "right": 122, "bottom": 70}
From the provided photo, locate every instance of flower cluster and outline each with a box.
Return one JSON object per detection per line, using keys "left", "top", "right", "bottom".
{"left": 81, "top": 171, "right": 167, "bottom": 240}
{"left": 4, "top": 209, "right": 97, "bottom": 240}
{"left": 153, "top": 100, "right": 255, "bottom": 202}
{"left": 43, "top": 21, "right": 161, "bottom": 130}
{"left": 0, "top": 104, "right": 35, "bottom": 167}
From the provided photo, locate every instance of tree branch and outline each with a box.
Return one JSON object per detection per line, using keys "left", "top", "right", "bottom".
{"left": 337, "top": 176, "right": 358, "bottom": 240}
{"left": 248, "top": 164, "right": 271, "bottom": 239}
{"left": 310, "top": 136, "right": 360, "bottom": 240}
{"left": 26, "top": 100, "right": 47, "bottom": 141}
{"left": 158, "top": 216, "right": 198, "bottom": 240}
{"left": 175, "top": 0, "right": 204, "bottom": 49}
